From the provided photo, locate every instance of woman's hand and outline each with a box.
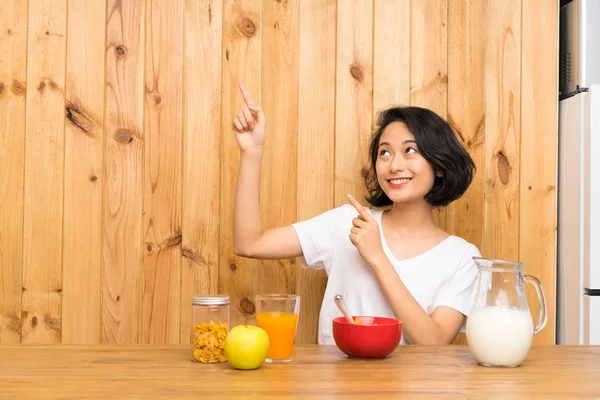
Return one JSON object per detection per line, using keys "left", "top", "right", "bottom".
{"left": 347, "top": 194, "right": 387, "bottom": 268}
{"left": 233, "top": 82, "right": 266, "bottom": 154}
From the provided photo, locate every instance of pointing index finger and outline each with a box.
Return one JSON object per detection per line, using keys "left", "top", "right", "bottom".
{"left": 347, "top": 194, "right": 372, "bottom": 221}
{"left": 238, "top": 82, "right": 255, "bottom": 107}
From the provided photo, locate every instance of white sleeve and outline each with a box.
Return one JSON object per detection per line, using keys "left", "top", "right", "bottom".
{"left": 434, "top": 244, "right": 481, "bottom": 317}
{"left": 291, "top": 205, "right": 351, "bottom": 272}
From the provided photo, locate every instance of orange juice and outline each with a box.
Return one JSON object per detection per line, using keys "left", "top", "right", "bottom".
{"left": 256, "top": 311, "right": 298, "bottom": 360}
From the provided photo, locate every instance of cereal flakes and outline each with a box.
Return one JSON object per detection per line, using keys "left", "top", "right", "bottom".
{"left": 192, "top": 320, "right": 228, "bottom": 363}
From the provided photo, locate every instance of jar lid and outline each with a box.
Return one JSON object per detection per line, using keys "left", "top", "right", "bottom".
{"left": 192, "top": 295, "right": 230, "bottom": 305}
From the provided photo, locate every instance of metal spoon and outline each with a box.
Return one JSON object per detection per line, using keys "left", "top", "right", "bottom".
{"left": 334, "top": 294, "right": 355, "bottom": 324}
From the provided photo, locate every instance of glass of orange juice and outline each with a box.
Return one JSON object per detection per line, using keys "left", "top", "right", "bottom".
{"left": 255, "top": 294, "right": 300, "bottom": 363}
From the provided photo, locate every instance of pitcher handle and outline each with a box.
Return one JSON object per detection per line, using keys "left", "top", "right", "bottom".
{"left": 525, "top": 274, "right": 548, "bottom": 335}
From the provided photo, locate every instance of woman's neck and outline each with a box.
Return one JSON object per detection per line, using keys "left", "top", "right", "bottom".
{"left": 383, "top": 199, "right": 439, "bottom": 234}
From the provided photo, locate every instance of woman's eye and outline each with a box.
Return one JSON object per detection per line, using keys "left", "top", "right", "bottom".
{"left": 406, "top": 147, "right": 417, "bottom": 154}
{"left": 379, "top": 149, "right": 391, "bottom": 157}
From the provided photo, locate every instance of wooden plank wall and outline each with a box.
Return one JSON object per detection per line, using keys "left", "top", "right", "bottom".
{"left": 0, "top": 0, "right": 558, "bottom": 345}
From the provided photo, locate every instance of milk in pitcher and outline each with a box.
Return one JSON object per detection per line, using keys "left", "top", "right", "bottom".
{"left": 468, "top": 257, "right": 547, "bottom": 367}
{"left": 466, "top": 306, "right": 534, "bottom": 367}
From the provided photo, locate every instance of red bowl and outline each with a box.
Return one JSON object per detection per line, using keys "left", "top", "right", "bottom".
{"left": 332, "top": 316, "right": 402, "bottom": 358}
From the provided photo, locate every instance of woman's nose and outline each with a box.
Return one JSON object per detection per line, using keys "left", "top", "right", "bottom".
{"left": 390, "top": 156, "right": 406, "bottom": 172}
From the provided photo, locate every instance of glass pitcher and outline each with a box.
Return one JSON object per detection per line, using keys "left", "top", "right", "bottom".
{"left": 466, "top": 257, "right": 547, "bottom": 367}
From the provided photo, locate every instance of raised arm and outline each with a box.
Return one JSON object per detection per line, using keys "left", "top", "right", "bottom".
{"left": 232, "top": 82, "right": 302, "bottom": 260}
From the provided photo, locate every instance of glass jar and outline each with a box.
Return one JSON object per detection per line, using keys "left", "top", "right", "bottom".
{"left": 191, "top": 295, "right": 230, "bottom": 363}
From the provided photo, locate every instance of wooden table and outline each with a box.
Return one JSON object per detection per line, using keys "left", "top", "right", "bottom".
{"left": 1, "top": 344, "right": 599, "bottom": 399}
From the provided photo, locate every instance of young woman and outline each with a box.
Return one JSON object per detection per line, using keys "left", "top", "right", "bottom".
{"left": 232, "top": 82, "right": 480, "bottom": 345}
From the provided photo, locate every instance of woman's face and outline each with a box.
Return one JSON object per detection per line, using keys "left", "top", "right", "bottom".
{"left": 375, "top": 122, "right": 437, "bottom": 205}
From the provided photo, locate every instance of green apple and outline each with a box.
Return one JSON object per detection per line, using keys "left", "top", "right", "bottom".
{"left": 224, "top": 325, "right": 270, "bottom": 370}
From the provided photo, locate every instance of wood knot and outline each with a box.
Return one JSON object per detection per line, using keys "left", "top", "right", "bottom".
{"left": 44, "top": 314, "right": 61, "bottom": 332}
{"left": 447, "top": 116, "right": 464, "bottom": 146}
{"left": 66, "top": 102, "right": 95, "bottom": 135}
{"left": 146, "top": 243, "right": 153, "bottom": 253}
{"left": 229, "top": 263, "right": 237, "bottom": 271}
{"left": 6, "top": 29, "right": 12, "bottom": 35}
{"left": 181, "top": 248, "right": 206, "bottom": 266}
{"left": 497, "top": 151, "right": 510, "bottom": 185}
{"left": 154, "top": 94, "right": 162, "bottom": 105}
{"left": 89, "top": 175, "right": 98, "bottom": 182}
{"left": 0, "top": 82, "right": 4, "bottom": 95}
{"left": 225, "top": 49, "right": 230, "bottom": 61}
{"left": 438, "top": 72, "right": 448, "bottom": 83}
{"left": 9, "top": 315, "right": 21, "bottom": 335}
{"left": 45, "top": 30, "right": 50, "bottom": 35}
{"left": 116, "top": 295, "right": 121, "bottom": 301}
{"left": 114, "top": 129, "right": 133, "bottom": 143}
{"left": 240, "top": 18, "right": 256, "bottom": 37}
{"left": 11, "top": 80, "right": 26, "bottom": 96}
{"left": 350, "top": 64, "right": 364, "bottom": 82}
{"left": 115, "top": 46, "right": 126, "bottom": 58}
{"left": 161, "top": 234, "right": 182, "bottom": 249}
{"left": 239, "top": 297, "right": 255, "bottom": 315}
{"left": 476, "top": 115, "right": 485, "bottom": 139}
{"left": 31, "top": 316, "right": 38, "bottom": 328}
{"left": 37, "top": 78, "right": 61, "bottom": 94}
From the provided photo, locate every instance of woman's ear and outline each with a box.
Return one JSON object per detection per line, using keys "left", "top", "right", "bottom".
{"left": 436, "top": 169, "right": 444, "bottom": 178}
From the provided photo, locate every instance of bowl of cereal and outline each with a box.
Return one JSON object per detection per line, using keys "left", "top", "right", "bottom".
{"left": 332, "top": 316, "right": 402, "bottom": 358}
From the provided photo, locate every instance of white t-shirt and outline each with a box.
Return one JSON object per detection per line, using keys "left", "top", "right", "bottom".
{"left": 291, "top": 204, "right": 481, "bottom": 345}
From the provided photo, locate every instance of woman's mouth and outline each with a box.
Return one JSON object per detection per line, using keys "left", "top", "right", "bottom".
{"left": 388, "top": 178, "right": 411, "bottom": 188}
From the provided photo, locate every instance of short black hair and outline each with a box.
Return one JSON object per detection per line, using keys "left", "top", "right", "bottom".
{"left": 364, "top": 106, "right": 475, "bottom": 208}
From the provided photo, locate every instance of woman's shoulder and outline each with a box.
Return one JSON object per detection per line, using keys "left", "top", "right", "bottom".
{"left": 318, "top": 203, "right": 382, "bottom": 219}
{"left": 295, "top": 203, "right": 366, "bottom": 226}
{"left": 440, "top": 235, "right": 482, "bottom": 259}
